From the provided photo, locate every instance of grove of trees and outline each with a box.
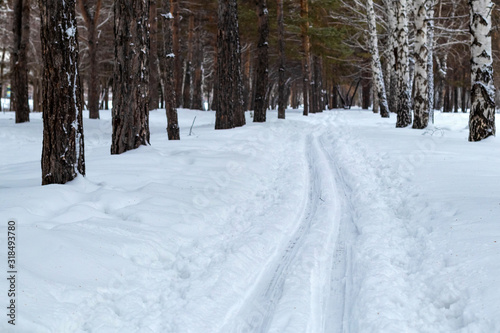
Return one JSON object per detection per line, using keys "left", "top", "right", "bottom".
{"left": 0, "top": 0, "right": 499, "bottom": 184}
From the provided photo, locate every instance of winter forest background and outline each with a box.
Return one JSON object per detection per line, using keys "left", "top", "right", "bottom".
{"left": 1, "top": 0, "right": 500, "bottom": 332}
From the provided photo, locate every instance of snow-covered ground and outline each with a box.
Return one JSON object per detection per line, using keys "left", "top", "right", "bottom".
{"left": 0, "top": 108, "right": 499, "bottom": 332}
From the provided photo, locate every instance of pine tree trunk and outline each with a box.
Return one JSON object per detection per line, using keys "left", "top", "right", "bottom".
{"left": 160, "top": 0, "right": 180, "bottom": 140}
{"left": 412, "top": 0, "right": 429, "bottom": 129}
{"left": 191, "top": 16, "right": 203, "bottom": 110}
{"left": 183, "top": 13, "right": 195, "bottom": 109}
{"left": 12, "top": 0, "right": 30, "bottom": 123}
{"left": 277, "top": 0, "right": 286, "bottom": 119}
{"left": 149, "top": 0, "right": 160, "bottom": 110}
{"left": 216, "top": 0, "right": 245, "bottom": 129}
{"left": 78, "top": 0, "right": 102, "bottom": 119}
{"left": 367, "top": 0, "right": 389, "bottom": 118}
{"left": 301, "top": 0, "right": 311, "bottom": 116}
{"left": 469, "top": 0, "right": 495, "bottom": 141}
{"left": 253, "top": 0, "right": 269, "bottom": 123}
{"left": 395, "top": 0, "right": 412, "bottom": 127}
{"left": 39, "top": 0, "right": 85, "bottom": 185}
{"left": 111, "top": 0, "right": 150, "bottom": 154}
{"left": 172, "top": 0, "right": 183, "bottom": 108}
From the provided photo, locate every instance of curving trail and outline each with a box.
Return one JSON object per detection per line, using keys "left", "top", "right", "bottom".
{"left": 220, "top": 128, "right": 357, "bottom": 333}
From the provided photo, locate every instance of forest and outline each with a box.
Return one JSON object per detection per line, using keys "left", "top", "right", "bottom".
{"left": 2, "top": 1, "right": 500, "bottom": 332}
{"left": 0, "top": 0, "right": 499, "bottom": 184}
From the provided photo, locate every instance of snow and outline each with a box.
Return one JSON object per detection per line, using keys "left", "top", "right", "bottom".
{"left": 1, "top": 108, "right": 500, "bottom": 332}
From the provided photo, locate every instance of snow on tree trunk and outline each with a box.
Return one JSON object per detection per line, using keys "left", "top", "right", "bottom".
{"left": 412, "top": 0, "right": 429, "bottom": 129}
{"left": 366, "top": 0, "right": 389, "bottom": 118}
{"left": 111, "top": 0, "right": 150, "bottom": 154}
{"left": 253, "top": 0, "right": 269, "bottom": 123}
{"left": 39, "top": 0, "right": 85, "bottom": 185}
{"left": 215, "top": 0, "right": 245, "bottom": 129}
{"left": 277, "top": 0, "right": 286, "bottom": 119}
{"left": 427, "top": 0, "right": 435, "bottom": 124}
{"left": 469, "top": 0, "right": 495, "bottom": 141}
{"left": 159, "top": 0, "right": 180, "bottom": 140}
{"left": 395, "top": 0, "right": 412, "bottom": 128}
{"left": 12, "top": 0, "right": 30, "bottom": 123}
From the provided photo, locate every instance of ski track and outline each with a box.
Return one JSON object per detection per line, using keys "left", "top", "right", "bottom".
{"left": 221, "top": 123, "right": 357, "bottom": 333}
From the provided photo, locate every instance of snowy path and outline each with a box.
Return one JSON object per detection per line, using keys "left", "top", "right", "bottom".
{"left": 219, "top": 124, "right": 358, "bottom": 333}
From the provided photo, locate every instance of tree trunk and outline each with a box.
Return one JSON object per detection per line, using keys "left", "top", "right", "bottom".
{"left": 412, "top": 0, "right": 429, "bottom": 129}
{"left": 149, "top": 0, "right": 160, "bottom": 110}
{"left": 12, "top": 0, "right": 30, "bottom": 123}
{"left": 395, "top": 0, "right": 412, "bottom": 127}
{"left": 469, "top": 0, "right": 495, "bottom": 141}
{"left": 427, "top": 0, "right": 435, "bottom": 124}
{"left": 253, "top": 0, "right": 269, "bottom": 122}
{"left": 78, "top": 0, "right": 102, "bottom": 119}
{"left": 160, "top": 0, "right": 180, "bottom": 140}
{"left": 215, "top": 0, "right": 245, "bottom": 129}
{"left": 111, "top": 0, "right": 150, "bottom": 154}
{"left": 277, "top": 0, "right": 285, "bottom": 119}
{"left": 172, "top": 0, "right": 183, "bottom": 108}
{"left": 183, "top": 13, "right": 195, "bottom": 108}
{"left": 39, "top": 0, "right": 85, "bottom": 184}
{"left": 191, "top": 15, "right": 203, "bottom": 110}
{"left": 384, "top": 0, "right": 398, "bottom": 113}
{"left": 367, "top": 0, "right": 389, "bottom": 118}
{"left": 301, "top": 0, "right": 311, "bottom": 116}
{"left": 443, "top": 85, "right": 450, "bottom": 112}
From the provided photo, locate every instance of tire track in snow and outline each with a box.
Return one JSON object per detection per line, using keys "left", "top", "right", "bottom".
{"left": 220, "top": 131, "right": 355, "bottom": 333}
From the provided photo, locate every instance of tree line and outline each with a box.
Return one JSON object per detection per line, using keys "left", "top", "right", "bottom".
{"left": 0, "top": 0, "right": 498, "bottom": 185}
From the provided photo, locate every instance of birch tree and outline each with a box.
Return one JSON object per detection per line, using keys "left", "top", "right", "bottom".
{"left": 366, "top": 0, "right": 389, "bottom": 118}
{"left": 39, "top": 0, "right": 85, "bottom": 184}
{"left": 395, "top": 0, "right": 412, "bottom": 127}
{"left": 427, "top": 0, "right": 435, "bottom": 123}
{"left": 412, "top": 0, "right": 429, "bottom": 129}
{"left": 468, "top": 0, "right": 495, "bottom": 141}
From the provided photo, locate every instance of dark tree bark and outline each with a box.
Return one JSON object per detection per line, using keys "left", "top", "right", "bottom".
{"left": 300, "top": 0, "right": 310, "bottom": 116}
{"left": 253, "top": 0, "right": 269, "bottom": 123}
{"left": 149, "top": 0, "right": 160, "bottom": 110}
{"left": 0, "top": 53, "right": 3, "bottom": 110}
{"left": 12, "top": 0, "right": 30, "bottom": 123}
{"left": 39, "top": 0, "right": 85, "bottom": 185}
{"left": 277, "top": 0, "right": 286, "bottom": 119}
{"left": 215, "top": 0, "right": 245, "bottom": 129}
{"left": 171, "top": 0, "right": 183, "bottom": 108}
{"left": 159, "top": 0, "right": 180, "bottom": 140}
{"left": 183, "top": 13, "right": 195, "bottom": 108}
{"left": 111, "top": 0, "right": 150, "bottom": 154}
{"left": 362, "top": 79, "right": 370, "bottom": 109}
{"left": 191, "top": 28, "right": 203, "bottom": 110}
{"left": 78, "top": 0, "right": 102, "bottom": 119}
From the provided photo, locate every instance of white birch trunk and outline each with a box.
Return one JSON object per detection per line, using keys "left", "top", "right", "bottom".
{"left": 384, "top": 0, "right": 398, "bottom": 113}
{"left": 366, "top": 0, "right": 389, "bottom": 118}
{"left": 427, "top": 0, "right": 435, "bottom": 124}
{"left": 395, "top": 0, "right": 412, "bottom": 127}
{"left": 469, "top": 0, "right": 495, "bottom": 141}
{"left": 412, "top": 0, "right": 429, "bottom": 129}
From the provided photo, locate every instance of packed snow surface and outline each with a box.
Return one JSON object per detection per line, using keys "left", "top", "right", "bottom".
{"left": 1, "top": 108, "right": 499, "bottom": 332}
